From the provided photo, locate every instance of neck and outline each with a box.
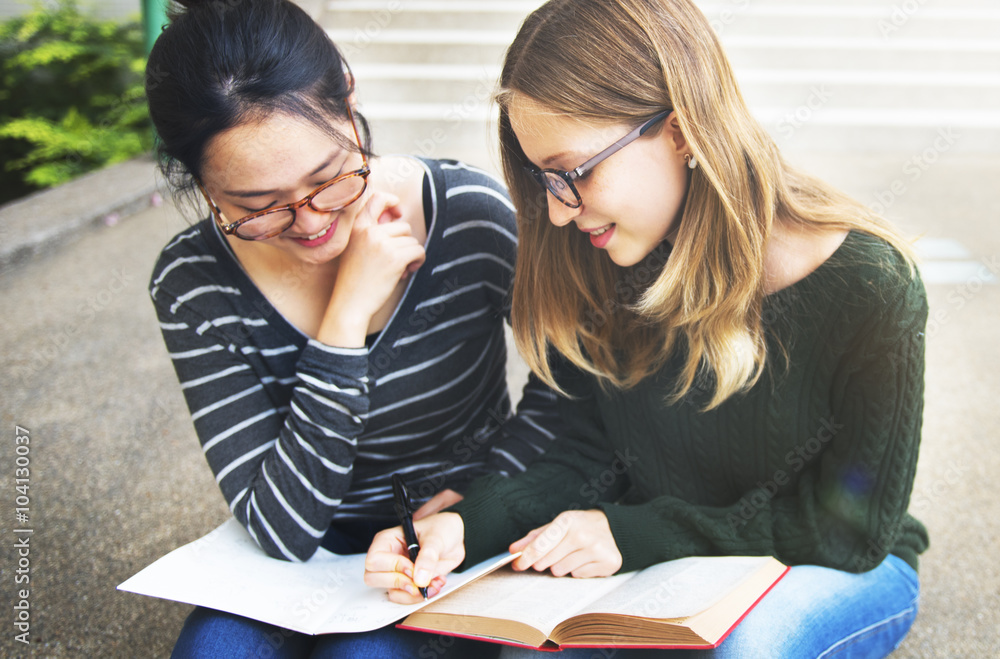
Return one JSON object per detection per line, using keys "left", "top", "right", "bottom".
{"left": 762, "top": 218, "right": 848, "bottom": 295}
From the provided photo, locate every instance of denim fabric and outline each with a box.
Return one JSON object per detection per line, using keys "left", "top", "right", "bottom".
{"left": 170, "top": 609, "right": 501, "bottom": 659}
{"left": 498, "top": 555, "right": 920, "bottom": 659}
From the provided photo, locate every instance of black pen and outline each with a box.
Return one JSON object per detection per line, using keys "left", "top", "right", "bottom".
{"left": 391, "top": 473, "right": 429, "bottom": 599}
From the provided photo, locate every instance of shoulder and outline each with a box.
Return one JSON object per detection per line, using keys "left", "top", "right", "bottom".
{"left": 149, "top": 220, "right": 215, "bottom": 292}
{"left": 421, "top": 158, "right": 518, "bottom": 255}
{"left": 426, "top": 158, "right": 509, "bottom": 196}
{"left": 149, "top": 219, "right": 249, "bottom": 317}
{"left": 836, "top": 231, "right": 924, "bottom": 306}
{"left": 426, "top": 159, "right": 515, "bottom": 223}
{"left": 811, "top": 231, "right": 928, "bottom": 340}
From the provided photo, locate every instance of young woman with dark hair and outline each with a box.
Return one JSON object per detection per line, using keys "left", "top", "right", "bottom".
{"left": 146, "top": 0, "right": 559, "bottom": 655}
{"left": 366, "top": 1, "right": 929, "bottom": 656}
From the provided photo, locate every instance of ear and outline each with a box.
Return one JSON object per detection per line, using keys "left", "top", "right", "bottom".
{"left": 345, "top": 71, "right": 359, "bottom": 109}
{"left": 661, "top": 111, "right": 690, "bottom": 157}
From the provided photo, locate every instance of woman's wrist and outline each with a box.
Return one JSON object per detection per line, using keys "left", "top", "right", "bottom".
{"left": 316, "top": 305, "right": 371, "bottom": 348}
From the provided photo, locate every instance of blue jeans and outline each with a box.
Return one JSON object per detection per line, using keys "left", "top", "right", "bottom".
{"left": 170, "top": 610, "right": 500, "bottom": 658}
{"left": 498, "top": 555, "right": 920, "bottom": 659}
{"left": 171, "top": 519, "right": 501, "bottom": 659}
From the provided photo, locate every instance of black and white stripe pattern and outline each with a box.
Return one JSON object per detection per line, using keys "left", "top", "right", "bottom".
{"left": 150, "top": 158, "right": 563, "bottom": 561}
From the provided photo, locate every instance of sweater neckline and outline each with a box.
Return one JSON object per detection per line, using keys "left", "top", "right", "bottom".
{"left": 763, "top": 230, "right": 857, "bottom": 304}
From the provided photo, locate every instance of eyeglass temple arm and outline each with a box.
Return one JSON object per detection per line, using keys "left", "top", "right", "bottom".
{"left": 572, "top": 110, "right": 672, "bottom": 179}
{"left": 196, "top": 178, "right": 237, "bottom": 234}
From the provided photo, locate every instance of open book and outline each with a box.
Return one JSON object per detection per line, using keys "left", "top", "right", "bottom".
{"left": 119, "top": 519, "right": 786, "bottom": 647}
{"left": 399, "top": 555, "right": 788, "bottom": 650}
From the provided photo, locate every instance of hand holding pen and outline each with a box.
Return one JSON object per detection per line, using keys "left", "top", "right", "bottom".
{"left": 365, "top": 479, "right": 467, "bottom": 604}
{"left": 391, "top": 474, "right": 428, "bottom": 599}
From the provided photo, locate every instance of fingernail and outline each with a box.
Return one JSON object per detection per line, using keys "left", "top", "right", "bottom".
{"left": 415, "top": 569, "right": 430, "bottom": 586}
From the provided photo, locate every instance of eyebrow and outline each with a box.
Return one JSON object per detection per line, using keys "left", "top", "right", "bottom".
{"left": 221, "top": 151, "right": 342, "bottom": 197}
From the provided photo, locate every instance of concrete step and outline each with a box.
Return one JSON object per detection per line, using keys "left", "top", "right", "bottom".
{"left": 333, "top": 28, "right": 1000, "bottom": 72}
{"left": 696, "top": 4, "right": 1000, "bottom": 40}
{"left": 353, "top": 64, "right": 1000, "bottom": 112}
{"left": 323, "top": 0, "right": 1000, "bottom": 155}
{"left": 364, "top": 118, "right": 502, "bottom": 174}
{"left": 332, "top": 30, "right": 510, "bottom": 66}
{"left": 352, "top": 64, "right": 498, "bottom": 106}
{"left": 739, "top": 74, "right": 1000, "bottom": 112}
{"left": 720, "top": 36, "right": 1000, "bottom": 73}
{"left": 713, "top": 0, "right": 999, "bottom": 7}
{"left": 324, "top": 0, "right": 540, "bottom": 31}
{"left": 360, "top": 106, "right": 498, "bottom": 156}
{"left": 327, "top": 2, "right": 1000, "bottom": 41}
{"left": 359, "top": 102, "right": 999, "bottom": 157}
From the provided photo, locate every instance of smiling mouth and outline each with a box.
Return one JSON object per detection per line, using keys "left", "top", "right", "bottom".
{"left": 590, "top": 225, "right": 613, "bottom": 236}
{"left": 300, "top": 223, "right": 333, "bottom": 241}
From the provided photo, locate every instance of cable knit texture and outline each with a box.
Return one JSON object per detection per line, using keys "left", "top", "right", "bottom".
{"left": 452, "top": 231, "right": 929, "bottom": 574}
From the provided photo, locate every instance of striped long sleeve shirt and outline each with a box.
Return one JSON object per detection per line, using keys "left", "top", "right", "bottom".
{"left": 150, "top": 158, "right": 563, "bottom": 561}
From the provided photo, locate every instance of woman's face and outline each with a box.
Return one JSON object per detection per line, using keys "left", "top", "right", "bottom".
{"left": 200, "top": 112, "right": 365, "bottom": 266}
{"left": 509, "top": 97, "right": 692, "bottom": 267}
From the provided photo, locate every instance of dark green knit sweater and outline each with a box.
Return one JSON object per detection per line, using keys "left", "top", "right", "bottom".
{"left": 451, "top": 231, "right": 929, "bottom": 574}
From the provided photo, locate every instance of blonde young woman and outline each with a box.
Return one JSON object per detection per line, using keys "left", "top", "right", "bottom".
{"left": 366, "top": 0, "right": 928, "bottom": 656}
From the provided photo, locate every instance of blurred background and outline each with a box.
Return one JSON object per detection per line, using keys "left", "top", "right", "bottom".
{"left": 1, "top": 0, "right": 998, "bottom": 656}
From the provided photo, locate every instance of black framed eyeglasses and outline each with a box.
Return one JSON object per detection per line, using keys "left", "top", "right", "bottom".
{"left": 525, "top": 110, "right": 671, "bottom": 209}
{"left": 197, "top": 104, "right": 370, "bottom": 241}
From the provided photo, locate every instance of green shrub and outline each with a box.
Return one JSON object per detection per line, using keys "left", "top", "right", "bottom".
{"left": 0, "top": 0, "right": 152, "bottom": 205}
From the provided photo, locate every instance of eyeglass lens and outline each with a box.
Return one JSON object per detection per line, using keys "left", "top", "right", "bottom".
{"left": 541, "top": 172, "right": 577, "bottom": 207}
{"left": 234, "top": 173, "right": 367, "bottom": 240}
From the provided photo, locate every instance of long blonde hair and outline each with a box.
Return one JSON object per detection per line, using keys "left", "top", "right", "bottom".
{"left": 501, "top": 0, "right": 915, "bottom": 409}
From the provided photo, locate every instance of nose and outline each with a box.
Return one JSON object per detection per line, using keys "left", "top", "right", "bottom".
{"left": 546, "top": 193, "right": 582, "bottom": 227}
{"left": 294, "top": 203, "right": 334, "bottom": 234}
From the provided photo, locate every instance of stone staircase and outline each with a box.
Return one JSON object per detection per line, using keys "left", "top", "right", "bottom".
{"left": 317, "top": 0, "right": 1000, "bottom": 172}
{"left": 318, "top": 0, "right": 539, "bottom": 172}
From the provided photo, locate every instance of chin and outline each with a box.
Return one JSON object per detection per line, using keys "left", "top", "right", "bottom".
{"left": 607, "top": 249, "right": 643, "bottom": 268}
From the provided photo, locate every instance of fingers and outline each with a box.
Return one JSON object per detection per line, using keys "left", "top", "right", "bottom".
{"left": 364, "top": 530, "right": 427, "bottom": 601}
{"left": 363, "top": 514, "right": 465, "bottom": 603}
{"left": 364, "top": 528, "right": 413, "bottom": 582}
{"left": 508, "top": 526, "right": 544, "bottom": 554}
{"left": 511, "top": 522, "right": 569, "bottom": 573}
{"left": 385, "top": 575, "right": 447, "bottom": 604}
{"left": 364, "top": 546, "right": 411, "bottom": 577}
{"left": 510, "top": 511, "right": 622, "bottom": 579}
{"left": 396, "top": 242, "right": 426, "bottom": 277}
{"left": 376, "top": 198, "right": 403, "bottom": 224}
{"left": 348, "top": 208, "right": 425, "bottom": 278}
{"left": 352, "top": 190, "right": 401, "bottom": 230}
{"left": 546, "top": 548, "right": 608, "bottom": 578}
{"left": 411, "top": 530, "right": 457, "bottom": 588}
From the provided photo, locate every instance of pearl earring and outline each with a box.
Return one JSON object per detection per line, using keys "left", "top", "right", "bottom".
{"left": 686, "top": 154, "right": 698, "bottom": 170}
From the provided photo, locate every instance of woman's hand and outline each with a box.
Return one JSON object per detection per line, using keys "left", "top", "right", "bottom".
{"left": 364, "top": 512, "right": 466, "bottom": 604}
{"left": 509, "top": 510, "right": 622, "bottom": 578}
{"left": 413, "top": 489, "right": 463, "bottom": 521}
{"left": 320, "top": 190, "right": 426, "bottom": 346}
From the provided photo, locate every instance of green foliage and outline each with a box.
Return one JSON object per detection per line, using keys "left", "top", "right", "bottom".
{"left": 0, "top": 1, "right": 152, "bottom": 204}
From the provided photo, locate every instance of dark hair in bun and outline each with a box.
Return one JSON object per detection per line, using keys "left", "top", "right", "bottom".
{"left": 146, "top": 0, "right": 370, "bottom": 193}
